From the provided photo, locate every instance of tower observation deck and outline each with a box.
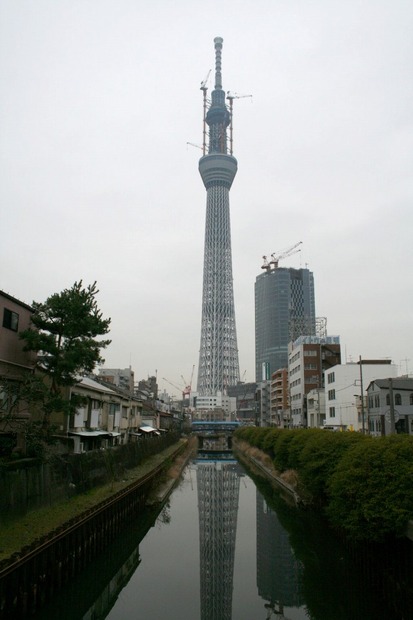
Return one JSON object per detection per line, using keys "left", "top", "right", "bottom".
{"left": 197, "top": 37, "right": 240, "bottom": 397}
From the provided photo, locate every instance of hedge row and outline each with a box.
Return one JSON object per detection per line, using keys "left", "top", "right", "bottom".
{"left": 235, "top": 426, "right": 413, "bottom": 541}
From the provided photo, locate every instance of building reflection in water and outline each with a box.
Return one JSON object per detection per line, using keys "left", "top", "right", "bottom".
{"left": 256, "top": 491, "right": 304, "bottom": 619}
{"left": 195, "top": 453, "right": 243, "bottom": 620}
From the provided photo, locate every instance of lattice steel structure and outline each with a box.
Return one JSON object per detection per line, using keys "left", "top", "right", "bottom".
{"left": 197, "top": 37, "right": 240, "bottom": 396}
{"left": 196, "top": 460, "right": 241, "bottom": 620}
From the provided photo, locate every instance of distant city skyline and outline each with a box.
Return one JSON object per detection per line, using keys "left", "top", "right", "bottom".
{"left": 1, "top": 1, "right": 412, "bottom": 396}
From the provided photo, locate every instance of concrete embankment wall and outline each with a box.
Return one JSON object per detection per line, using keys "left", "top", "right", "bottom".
{"left": 0, "top": 432, "right": 180, "bottom": 520}
{"left": 0, "top": 437, "right": 191, "bottom": 620}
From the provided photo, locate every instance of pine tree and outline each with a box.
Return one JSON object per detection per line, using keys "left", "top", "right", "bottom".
{"left": 20, "top": 281, "right": 111, "bottom": 429}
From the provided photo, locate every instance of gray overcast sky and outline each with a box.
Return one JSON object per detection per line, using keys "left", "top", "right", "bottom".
{"left": 1, "top": 0, "right": 412, "bottom": 396}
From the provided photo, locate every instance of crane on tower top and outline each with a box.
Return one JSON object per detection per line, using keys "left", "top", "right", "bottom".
{"left": 262, "top": 241, "right": 303, "bottom": 271}
{"left": 200, "top": 69, "right": 211, "bottom": 92}
{"left": 226, "top": 92, "right": 252, "bottom": 156}
{"left": 200, "top": 69, "right": 211, "bottom": 155}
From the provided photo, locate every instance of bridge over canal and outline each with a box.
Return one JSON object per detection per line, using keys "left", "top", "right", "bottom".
{"left": 191, "top": 421, "right": 241, "bottom": 451}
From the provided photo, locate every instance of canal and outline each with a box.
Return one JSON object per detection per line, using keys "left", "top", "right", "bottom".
{"left": 32, "top": 451, "right": 412, "bottom": 619}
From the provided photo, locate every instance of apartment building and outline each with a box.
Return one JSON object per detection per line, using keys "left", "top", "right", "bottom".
{"left": 324, "top": 360, "right": 397, "bottom": 431}
{"left": 288, "top": 335, "right": 341, "bottom": 427}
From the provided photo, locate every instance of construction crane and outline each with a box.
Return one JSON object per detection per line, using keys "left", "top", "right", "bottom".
{"left": 200, "top": 69, "right": 211, "bottom": 155}
{"left": 186, "top": 141, "right": 203, "bottom": 151}
{"left": 162, "top": 377, "right": 186, "bottom": 400}
{"left": 262, "top": 241, "right": 303, "bottom": 271}
{"left": 226, "top": 92, "right": 252, "bottom": 155}
{"left": 181, "top": 364, "right": 195, "bottom": 398}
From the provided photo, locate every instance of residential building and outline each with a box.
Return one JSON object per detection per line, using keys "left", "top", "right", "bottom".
{"left": 98, "top": 367, "right": 135, "bottom": 394}
{"left": 324, "top": 360, "right": 398, "bottom": 431}
{"left": 367, "top": 377, "right": 413, "bottom": 436}
{"left": 270, "top": 368, "right": 289, "bottom": 427}
{"left": 136, "top": 375, "right": 158, "bottom": 400}
{"left": 255, "top": 266, "right": 315, "bottom": 382}
{"left": 257, "top": 380, "right": 271, "bottom": 427}
{"left": 0, "top": 290, "right": 35, "bottom": 382}
{"left": 63, "top": 376, "right": 143, "bottom": 453}
{"left": 307, "top": 388, "right": 326, "bottom": 428}
{"left": 227, "top": 381, "right": 257, "bottom": 424}
{"left": 194, "top": 391, "right": 236, "bottom": 421}
{"left": 288, "top": 335, "right": 341, "bottom": 427}
{"left": 0, "top": 291, "right": 36, "bottom": 453}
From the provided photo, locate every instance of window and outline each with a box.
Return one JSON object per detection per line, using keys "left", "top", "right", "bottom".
{"left": 3, "top": 308, "right": 19, "bottom": 332}
{"left": 395, "top": 393, "right": 402, "bottom": 406}
{"left": 375, "top": 395, "right": 380, "bottom": 408}
{"left": 386, "top": 394, "right": 390, "bottom": 406}
{"left": 109, "top": 403, "right": 120, "bottom": 415}
{"left": 328, "top": 389, "right": 336, "bottom": 400}
{"left": 329, "top": 407, "right": 335, "bottom": 418}
{"left": 410, "top": 393, "right": 413, "bottom": 406}
{"left": 327, "top": 372, "right": 335, "bottom": 384}
{"left": 0, "top": 384, "right": 18, "bottom": 413}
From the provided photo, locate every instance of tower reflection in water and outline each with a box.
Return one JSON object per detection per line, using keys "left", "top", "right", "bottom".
{"left": 195, "top": 453, "right": 242, "bottom": 620}
{"left": 256, "top": 491, "right": 304, "bottom": 619}
{"left": 195, "top": 448, "right": 304, "bottom": 620}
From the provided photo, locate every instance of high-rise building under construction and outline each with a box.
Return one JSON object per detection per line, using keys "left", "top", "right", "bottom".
{"left": 196, "top": 37, "right": 240, "bottom": 396}
{"left": 255, "top": 263, "right": 316, "bottom": 381}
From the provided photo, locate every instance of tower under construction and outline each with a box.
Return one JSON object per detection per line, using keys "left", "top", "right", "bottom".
{"left": 197, "top": 37, "right": 240, "bottom": 396}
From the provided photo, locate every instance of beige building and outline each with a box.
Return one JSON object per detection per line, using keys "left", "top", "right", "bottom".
{"left": 270, "top": 368, "right": 289, "bottom": 427}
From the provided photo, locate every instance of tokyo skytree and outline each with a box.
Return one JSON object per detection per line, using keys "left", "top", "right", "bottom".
{"left": 197, "top": 37, "right": 240, "bottom": 396}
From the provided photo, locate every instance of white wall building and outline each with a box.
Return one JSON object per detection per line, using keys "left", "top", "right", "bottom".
{"left": 307, "top": 388, "right": 326, "bottom": 428}
{"left": 324, "top": 360, "right": 398, "bottom": 431}
{"left": 194, "top": 391, "right": 236, "bottom": 420}
{"left": 367, "top": 377, "right": 413, "bottom": 436}
{"left": 288, "top": 335, "right": 341, "bottom": 428}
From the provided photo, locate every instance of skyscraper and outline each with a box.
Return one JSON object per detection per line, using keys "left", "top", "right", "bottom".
{"left": 197, "top": 38, "right": 240, "bottom": 396}
{"left": 255, "top": 266, "right": 316, "bottom": 381}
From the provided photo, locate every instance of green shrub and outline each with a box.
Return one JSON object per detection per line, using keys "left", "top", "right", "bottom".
{"left": 245, "top": 427, "right": 267, "bottom": 449}
{"left": 273, "top": 430, "right": 300, "bottom": 471}
{"left": 326, "top": 435, "right": 413, "bottom": 541}
{"left": 286, "top": 428, "right": 320, "bottom": 471}
{"left": 261, "top": 428, "right": 282, "bottom": 458}
{"left": 298, "top": 430, "right": 366, "bottom": 502}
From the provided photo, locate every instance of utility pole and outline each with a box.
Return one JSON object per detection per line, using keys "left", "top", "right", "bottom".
{"left": 388, "top": 377, "right": 396, "bottom": 434}
{"left": 359, "top": 356, "right": 365, "bottom": 433}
